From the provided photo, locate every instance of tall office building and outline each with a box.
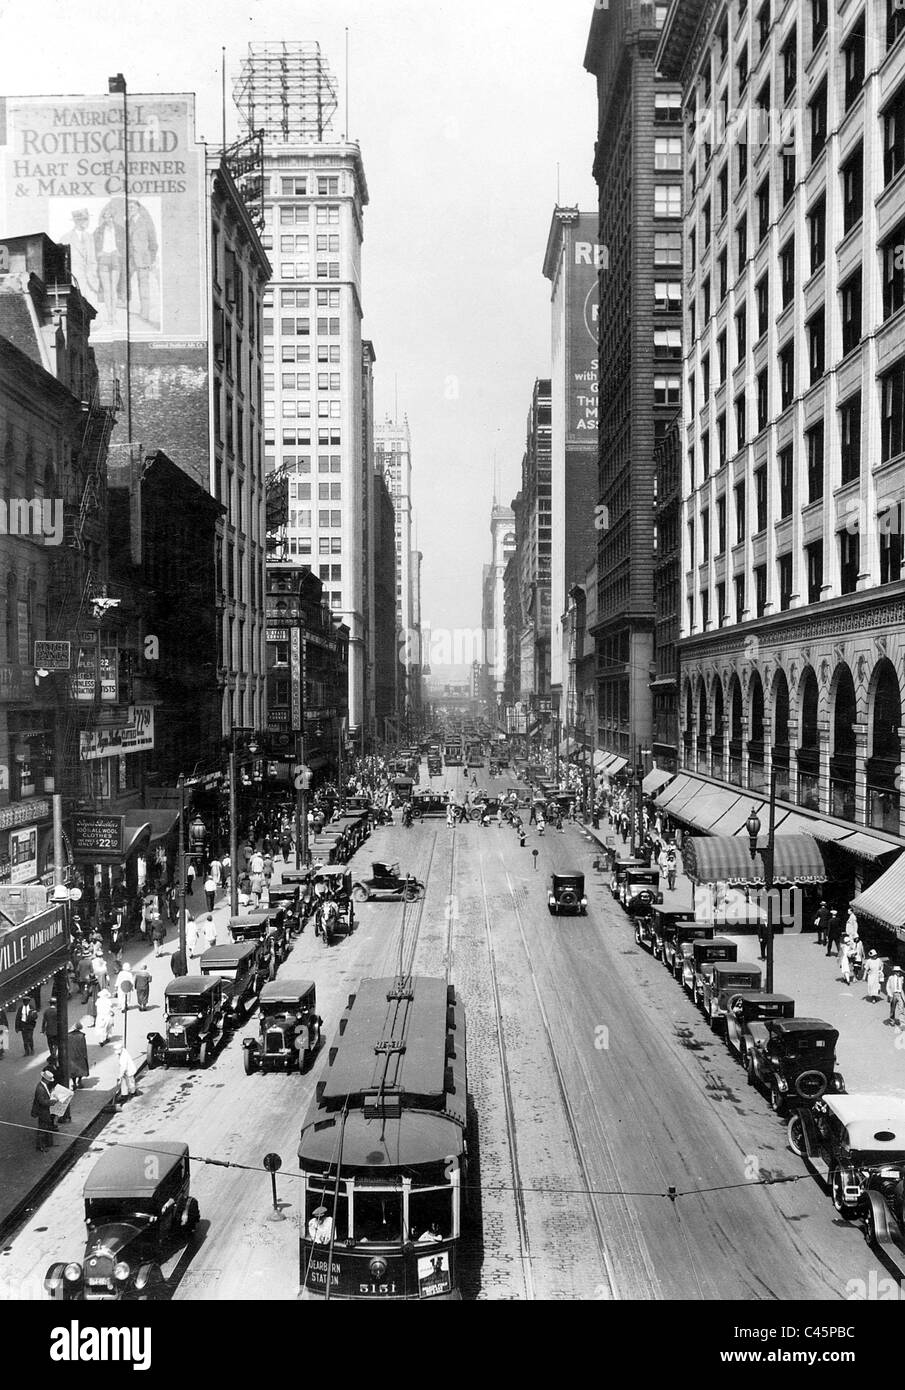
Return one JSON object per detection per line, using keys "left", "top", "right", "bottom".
{"left": 584, "top": 1, "right": 683, "bottom": 761}
{"left": 481, "top": 502, "right": 516, "bottom": 722}
{"left": 657, "top": 0, "right": 905, "bottom": 894}
{"left": 374, "top": 415, "right": 414, "bottom": 723}
{"left": 511, "top": 379, "right": 552, "bottom": 740}
{"left": 235, "top": 42, "right": 370, "bottom": 735}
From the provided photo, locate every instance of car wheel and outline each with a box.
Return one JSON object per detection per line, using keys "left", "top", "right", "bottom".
{"left": 243, "top": 1043, "right": 258, "bottom": 1075}
{"left": 633, "top": 925, "right": 641, "bottom": 944}
{"left": 145, "top": 1040, "right": 157, "bottom": 1070}
{"left": 198, "top": 1039, "right": 211, "bottom": 1069}
{"left": 183, "top": 1197, "right": 200, "bottom": 1234}
{"left": 746, "top": 1051, "right": 757, "bottom": 1087}
{"left": 268, "top": 958, "right": 277, "bottom": 983}
{"left": 769, "top": 1081, "right": 785, "bottom": 1115}
{"left": 863, "top": 1204, "right": 877, "bottom": 1246}
{"left": 351, "top": 885, "right": 368, "bottom": 903}
{"left": 787, "top": 1113, "right": 805, "bottom": 1157}
{"left": 830, "top": 1168, "right": 858, "bottom": 1219}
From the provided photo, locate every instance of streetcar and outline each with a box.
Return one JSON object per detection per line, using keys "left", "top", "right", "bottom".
{"left": 444, "top": 741, "right": 463, "bottom": 766}
{"left": 297, "top": 975, "right": 468, "bottom": 1300}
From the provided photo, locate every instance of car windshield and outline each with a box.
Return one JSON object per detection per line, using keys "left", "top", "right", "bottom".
{"left": 166, "top": 996, "right": 204, "bottom": 1014}
{"left": 86, "top": 1200, "right": 155, "bottom": 1222}
{"left": 778, "top": 1035, "right": 830, "bottom": 1056}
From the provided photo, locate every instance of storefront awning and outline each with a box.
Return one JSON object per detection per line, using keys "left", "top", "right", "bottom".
{"left": 655, "top": 772, "right": 693, "bottom": 808}
{"left": 850, "top": 853, "right": 905, "bottom": 934}
{"left": 123, "top": 808, "right": 178, "bottom": 848}
{"left": 0, "top": 905, "right": 68, "bottom": 1010}
{"left": 683, "top": 833, "right": 829, "bottom": 886}
{"left": 813, "top": 828, "right": 901, "bottom": 863}
{"left": 642, "top": 768, "right": 674, "bottom": 796}
{"left": 606, "top": 755, "right": 628, "bottom": 774}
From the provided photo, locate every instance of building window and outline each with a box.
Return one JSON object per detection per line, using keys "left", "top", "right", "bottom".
{"left": 757, "top": 180, "right": 770, "bottom": 242}
{"left": 654, "top": 375, "right": 681, "bottom": 406}
{"left": 738, "top": 137, "right": 748, "bottom": 184}
{"left": 717, "top": 496, "right": 727, "bottom": 554}
{"left": 889, "top": 0, "right": 905, "bottom": 50}
{"left": 734, "top": 482, "right": 746, "bottom": 542}
{"left": 880, "top": 502, "right": 905, "bottom": 583}
{"left": 717, "top": 413, "right": 727, "bottom": 467}
{"left": 702, "top": 353, "right": 711, "bottom": 398}
{"left": 702, "top": 276, "right": 711, "bottom": 319}
{"left": 757, "top": 0, "right": 771, "bottom": 49}
{"left": 717, "top": 330, "right": 727, "bottom": 383}
{"left": 840, "top": 392, "right": 862, "bottom": 482}
{"left": 701, "top": 589, "right": 710, "bottom": 628}
{"left": 756, "top": 368, "right": 769, "bottom": 430}
{"left": 779, "top": 342, "right": 795, "bottom": 409}
{"left": 735, "top": 303, "right": 746, "bottom": 359}
{"left": 808, "top": 307, "right": 825, "bottom": 383}
{"left": 842, "top": 145, "right": 864, "bottom": 231}
{"left": 812, "top": 0, "right": 827, "bottom": 45}
{"left": 735, "top": 392, "right": 747, "bottom": 447}
{"left": 655, "top": 184, "right": 682, "bottom": 218}
{"left": 778, "top": 444, "right": 794, "bottom": 517}
{"left": 702, "top": 508, "right": 710, "bottom": 559}
{"left": 654, "top": 328, "right": 682, "bottom": 357}
{"left": 778, "top": 553, "right": 793, "bottom": 610}
{"left": 654, "top": 231, "right": 682, "bottom": 265}
{"left": 782, "top": 28, "right": 797, "bottom": 100}
{"left": 655, "top": 136, "right": 683, "bottom": 170}
{"left": 702, "top": 429, "right": 710, "bottom": 478}
{"left": 840, "top": 271, "right": 862, "bottom": 356}
{"left": 882, "top": 222, "right": 905, "bottom": 318}
{"left": 718, "top": 163, "right": 729, "bottom": 219}
{"left": 782, "top": 150, "right": 796, "bottom": 206}
{"left": 839, "top": 529, "right": 860, "bottom": 594}
{"left": 735, "top": 218, "right": 747, "bottom": 276}
{"left": 881, "top": 359, "right": 905, "bottom": 461}
{"left": 734, "top": 573, "right": 746, "bottom": 622}
{"left": 810, "top": 81, "right": 827, "bottom": 163}
{"left": 806, "top": 420, "right": 824, "bottom": 501}
{"left": 808, "top": 196, "right": 826, "bottom": 273}
{"left": 754, "top": 563, "right": 767, "bottom": 616}
{"left": 737, "top": 44, "right": 749, "bottom": 94}
{"left": 655, "top": 91, "right": 682, "bottom": 121}
{"left": 755, "top": 466, "right": 768, "bottom": 532}
{"left": 654, "top": 279, "right": 682, "bottom": 311}
{"left": 843, "top": 21, "right": 866, "bottom": 110}
{"left": 756, "top": 274, "right": 769, "bottom": 338}
{"left": 806, "top": 539, "right": 823, "bottom": 603}
{"left": 780, "top": 238, "right": 795, "bottom": 307}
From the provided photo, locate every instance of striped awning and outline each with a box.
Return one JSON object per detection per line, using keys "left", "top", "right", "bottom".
{"left": 642, "top": 767, "right": 674, "bottom": 795}
{"left": 655, "top": 772, "right": 693, "bottom": 808}
{"left": 850, "top": 853, "right": 905, "bottom": 934}
{"left": 683, "top": 833, "right": 829, "bottom": 886}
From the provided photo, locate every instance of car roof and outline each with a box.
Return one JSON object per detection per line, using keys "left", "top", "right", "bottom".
{"left": 553, "top": 870, "right": 584, "bottom": 879}
{"left": 259, "top": 978, "right": 315, "bottom": 1005}
{"left": 822, "top": 1094, "right": 905, "bottom": 1148}
{"left": 743, "top": 993, "right": 794, "bottom": 1006}
{"left": 164, "top": 975, "right": 219, "bottom": 996}
{"left": 200, "top": 941, "right": 259, "bottom": 967}
{"left": 315, "top": 866, "right": 349, "bottom": 877}
{"left": 769, "top": 1017, "right": 836, "bottom": 1036}
{"left": 84, "top": 1142, "right": 188, "bottom": 1199}
{"left": 713, "top": 960, "right": 761, "bottom": 976}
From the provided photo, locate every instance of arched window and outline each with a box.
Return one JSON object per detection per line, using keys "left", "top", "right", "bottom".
{"left": 748, "top": 673, "right": 765, "bottom": 791}
{"left": 711, "top": 679, "right": 725, "bottom": 777}
{"left": 683, "top": 684, "right": 694, "bottom": 766}
{"left": 773, "top": 670, "right": 791, "bottom": 797}
{"left": 728, "top": 675, "right": 744, "bottom": 784}
{"left": 830, "top": 664, "right": 856, "bottom": 820}
{"left": 797, "top": 667, "right": 820, "bottom": 809}
{"left": 696, "top": 683, "right": 708, "bottom": 771}
{"left": 867, "top": 658, "right": 902, "bottom": 832}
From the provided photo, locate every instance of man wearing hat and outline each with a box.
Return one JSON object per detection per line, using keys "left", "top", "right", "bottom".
{"left": 307, "top": 1205, "right": 333, "bottom": 1244}
{"left": 887, "top": 964, "right": 905, "bottom": 1026}
{"left": 31, "top": 1069, "right": 55, "bottom": 1151}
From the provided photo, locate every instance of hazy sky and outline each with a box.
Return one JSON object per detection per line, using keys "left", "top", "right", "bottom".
{"left": 0, "top": 0, "right": 598, "bottom": 643}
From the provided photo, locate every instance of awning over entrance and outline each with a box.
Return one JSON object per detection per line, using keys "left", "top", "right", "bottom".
{"left": 123, "top": 809, "right": 178, "bottom": 848}
{"left": 850, "top": 853, "right": 905, "bottom": 935}
{"left": 654, "top": 771, "right": 693, "bottom": 808}
{"left": 642, "top": 767, "right": 674, "bottom": 796}
{"left": 0, "top": 905, "right": 68, "bottom": 1010}
{"left": 683, "top": 834, "right": 829, "bottom": 886}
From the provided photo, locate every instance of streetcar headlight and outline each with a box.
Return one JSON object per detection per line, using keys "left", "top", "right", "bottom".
{"left": 113, "top": 1262, "right": 131, "bottom": 1282}
{"left": 64, "top": 1263, "right": 82, "bottom": 1282}
{"left": 369, "top": 1257, "right": 388, "bottom": 1281}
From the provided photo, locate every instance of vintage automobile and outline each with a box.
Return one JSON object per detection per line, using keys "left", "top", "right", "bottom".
{"left": 343, "top": 795, "right": 373, "bottom": 814}
{"left": 744, "top": 1015, "right": 844, "bottom": 1113}
{"left": 471, "top": 796, "right": 503, "bottom": 822}
{"left": 199, "top": 939, "right": 266, "bottom": 1023}
{"left": 45, "top": 1142, "right": 199, "bottom": 1301}
{"left": 412, "top": 791, "right": 449, "bottom": 818}
{"left": 392, "top": 775, "right": 415, "bottom": 802}
{"left": 787, "top": 1094, "right": 905, "bottom": 1233}
{"left": 427, "top": 756, "right": 443, "bottom": 776}
{"left": 619, "top": 866, "right": 662, "bottom": 916}
{"left": 724, "top": 992, "right": 795, "bottom": 1067}
{"left": 699, "top": 961, "right": 762, "bottom": 1030}
{"left": 634, "top": 913, "right": 658, "bottom": 951}
{"left": 146, "top": 976, "right": 228, "bottom": 1069}
{"left": 266, "top": 884, "right": 302, "bottom": 934}
{"left": 548, "top": 871, "right": 588, "bottom": 916}
{"left": 649, "top": 905, "right": 698, "bottom": 961}
{"left": 351, "top": 860, "right": 425, "bottom": 903}
{"left": 243, "top": 979, "right": 322, "bottom": 1074}
{"left": 662, "top": 921, "right": 714, "bottom": 977}
{"left": 311, "top": 866, "right": 356, "bottom": 942}
{"left": 683, "top": 937, "right": 738, "bottom": 1000}
{"left": 228, "top": 911, "right": 290, "bottom": 975}
{"left": 610, "top": 855, "right": 648, "bottom": 900}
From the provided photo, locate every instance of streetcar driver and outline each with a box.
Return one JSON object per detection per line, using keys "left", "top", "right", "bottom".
{"left": 308, "top": 1205, "right": 334, "bottom": 1244}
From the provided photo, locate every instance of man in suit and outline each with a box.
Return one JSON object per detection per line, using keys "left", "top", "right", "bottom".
{"left": 32, "top": 1069, "right": 55, "bottom": 1151}
{"left": 15, "top": 997, "right": 38, "bottom": 1055}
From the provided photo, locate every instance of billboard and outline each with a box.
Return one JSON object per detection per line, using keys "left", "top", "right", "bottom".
{"left": 0, "top": 93, "right": 206, "bottom": 343}
{"left": 567, "top": 213, "right": 601, "bottom": 444}
{"left": 9, "top": 825, "right": 37, "bottom": 884}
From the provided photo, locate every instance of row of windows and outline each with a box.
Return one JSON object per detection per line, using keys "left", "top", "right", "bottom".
{"left": 278, "top": 176, "right": 341, "bottom": 197}
{"left": 265, "top": 204, "right": 340, "bottom": 226}
{"left": 271, "top": 453, "right": 343, "bottom": 475}
{"left": 264, "top": 317, "right": 341, "bottom": 338}
{"left": 262, "top": 344, "right": 341, "bottom": 364}
{"left": 264, "top": 372, "right": 342, "bottom": 391}
{"left": 288, "top": 508, "right": 343, "bottom": 528}
{"left": 265, "top": 288, "right": 341, "bottom": 309}
{"left": 279, "top": 400, "right": 342, "bottom": 419}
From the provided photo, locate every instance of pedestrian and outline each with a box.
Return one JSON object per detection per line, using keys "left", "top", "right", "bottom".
{"left": 757, "top": 918, "right": 769, "bottom": 961}
{"left": 518, "top": 828, "right": 527, "bottom": 848}
{"left": 864, "top": 950, "right": 884, "bottom": 1002}
{"left": 846, "top": 907, "right": 859, "bottom": 939}
{"left": 849, "top": 932, "right": 865, "bottom": 980}
{"left": 151, "top": 914, "right": 167, "bottom": 958}
{"left": 825, "top": 908, "right": 842, "bottom": 957}
{"left": 41, "top": 1001, "right": 59, "bottom": 1062}
{"left": 263, "top": 854, "right": 274, "bottom": 887}
{"left": 251, "top": 872, "right": 264, "bottom": 905}
{"left": 94, "top": 989, "right": 115, "bottom": 1045}
{"left": 171, "top": 947, "right": 188, "bottom": 979}
{"left": 67, "top": 1020, "right": 89, "bottom": 1087}
{"left": 814, "top": 900, "right": 831, "bottom": 946}
{"left": 280, "top": 833, "right": 292, "bottom": 862}
{"left": 0, "top": 1007, "right": 8, "bottom": 1058}
{"left": 619, "top": 814, "right": 629, "bottom": 844}
{"left": 204, "top": 873, "right": 216, "bottom": 914}
{"left": 529, "top": 802, "right": 537, "bottom": 826}
{"left": 91, "top": 946, "right": 109, "bottom": 992}
{"left": 211, "top": 858, "right": 222, "bottom": 889}
{"left": 887, "top": 965, "right": 905, "bottom": 1026}
{"left": 665, "top": 845, "right": 678, "bottom": 892}
{"left": 115, "top": 962, "right": 135, "bottom": 1012}
{"left": 133, "top": 963, "right": 152, "bottom": 1011}
{"left": 114, "top": 1043, "right": 138, "bottom": 1102}
{"left": 187, "top": 915, "right": 199, "bottom": 958}
{"left": 76, "top": 952, "right": 95, "bottom": 1005}
{"left": 250, "top": 849, "right": 264, "bottom": 876}
{"left": 185, "top": 860, "right": 196, "bottom": 897}
{"left": 204, "top": 915, "right": 217, "bottom": 950}
{"left": 31, "top": 1068, "right": 55, "bottom": 1152}
{"left": 838, "top": 936, "right": 853, "bottom": 985}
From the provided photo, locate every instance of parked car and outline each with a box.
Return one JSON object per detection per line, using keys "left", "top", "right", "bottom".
{"left": 146, "top": 976, "right": 228, "bottom": 1069}
{"left": 745, "top": 1016, "right": 844, "bottom": 1114}
{"left": 724, "top": 992, "right": 796, "bottom": 1069}
{"left": 412, "top": 792, "right": 449, "bottom": 818}
{"left": 351, "top": 861, "right": 424, "bottom": 903}
{"left": 700, "top": 961, "right": 763, "bottom": 1030}
{"left": 663, "top": 922, "right": 714, "bottom": 977}
{"left": 649, "top": 905, "right": 698, "bottom": 961}
{"left": 266, "top": 884, "right": 302, "bottom": 935}
{"left": 548, "top": 871, "right": 588, "bottom": 916}
{"left": 243, "top": 979, "right": 321, "bottom": 1074}
{"left": 683, "top": 937, "right": 738, "bottom": 1000}
{"left": 45, "top": 1142, "right": 199, "bottom": 1301}
{"left": 610, "top": 855, "right": 649, "bottom": 900}
{"left": 199, "top": 939, "right": 266, "bottom": 1023}
{"left": 228, "top": 911, "right": 290, "bottom": 976}
{"left": 787, "top": 1094, "right": 905, "bottom": 1232}
{"left": 620, "top": 867, "right": 662, "bottom": 916}
{"left": 634, "top": 913, "right": 658, "bottom": 951}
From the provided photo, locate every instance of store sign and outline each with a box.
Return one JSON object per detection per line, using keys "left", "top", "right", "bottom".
{"left": 9, "top": 825, "right": 37, "bottom": 884}
{"left": 290, "top": 630, "right": 302, "bottom": 731}
{"left": 266, "top": 628, "right": 290, "bottom": 643}
{"left": 568, "top": 213, "right": 600, "bottom": 444}
{"left": 80, "top": 705, "right": 155, "bottom": 761}
{"left": 34, "top": 640, "right": 71, "bottom": 671}
{"left": 0, "top": 905, "right": 67, "bottom": 1000}
{"left": 70, "top": 646, "right": 97, "bottom": 701}
{"left": 71, "top": 813, "right": 124, "bottom": 856}
{"left": 0, "top": 798, "right": 50, "bottom": 832}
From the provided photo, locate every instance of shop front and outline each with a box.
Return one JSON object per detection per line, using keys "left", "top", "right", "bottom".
{"left": 0, "top": 901, "right": 68, "bottom": 1011}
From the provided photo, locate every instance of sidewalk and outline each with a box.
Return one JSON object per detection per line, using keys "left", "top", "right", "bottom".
{"left": 0, "top": 875, "right": 240, "bottom": 1238}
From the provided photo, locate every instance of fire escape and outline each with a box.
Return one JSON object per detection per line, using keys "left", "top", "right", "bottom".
{"left": 48, "top": 382, "right": 120, "bottom": 808}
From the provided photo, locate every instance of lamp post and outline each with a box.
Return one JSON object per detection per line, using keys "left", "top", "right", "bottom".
{"left": 746, "top": 766, "right": 777, "bottom": 993}
{"left": 227, "top": 728, "right": 257, "bottom": 915}
{"left": 630, "top": 750, "right": 645, "bottom": 856}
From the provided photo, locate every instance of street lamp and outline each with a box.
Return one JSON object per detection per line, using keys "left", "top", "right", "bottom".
{"left": 746, "top": 766, "right": 777, "bottom": 992}
{"left": 630, "top": 753, "right": 645, "bottom": 855}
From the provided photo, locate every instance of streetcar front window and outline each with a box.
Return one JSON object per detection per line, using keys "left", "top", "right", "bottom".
{"left": 408, "top": 1187, "right": 453, "bottom": 1242}
{"left": 304, "top": 1184, "right": 348, "bottom": 1241}
{"left": 352, "top": 1189, "right": 402, "bottom": 1244}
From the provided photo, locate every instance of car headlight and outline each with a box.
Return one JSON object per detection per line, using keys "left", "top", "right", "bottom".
{"left": 113, "top": 1262, "right": 130, "bottom": 1282}
{"left": 64, "top": 1263, "right": 82, "bottom": 1282}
